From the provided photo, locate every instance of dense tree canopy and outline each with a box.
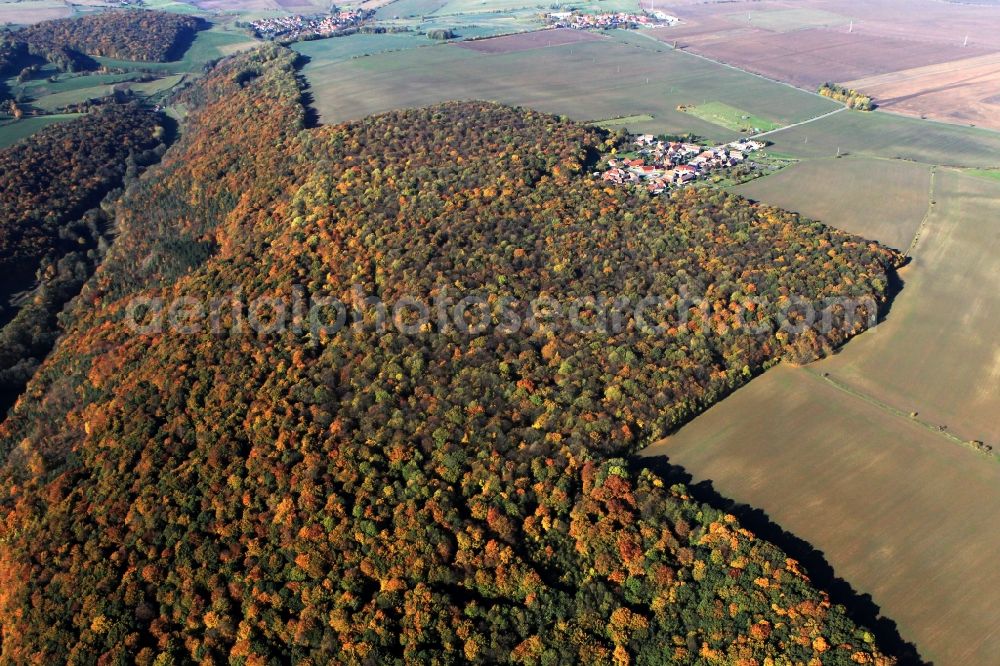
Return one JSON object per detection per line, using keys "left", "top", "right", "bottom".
{"left": 819, "top": 83, "right": 875, "bottom": 111}
{"left": 0, "top": 103, "right": 162, "bottom": 280}
{"left": 0, "top": 46, "right": 900, "bottom": 664}
{"left": 0, "top": 102, "right": 165, "bottom": 418}
{"left": 14, "top": 10, "right": 202, "bottom": 63}
{"left": 0, "top": 35, "right": 27, "bottom": 75}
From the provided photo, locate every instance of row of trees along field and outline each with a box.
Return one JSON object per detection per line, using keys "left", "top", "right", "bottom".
{"left": 0, "top": 103, "right": 165, "bottom": 413}
{"left": 0, "top": 46, "right": 900, "bottom": 664}
{"left": 819, "top": 83, "right": 875, "bottom": 111}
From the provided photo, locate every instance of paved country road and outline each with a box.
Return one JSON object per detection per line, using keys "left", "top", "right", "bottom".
{"left": 750, "top": 106, "right": 847, "bottom": 139}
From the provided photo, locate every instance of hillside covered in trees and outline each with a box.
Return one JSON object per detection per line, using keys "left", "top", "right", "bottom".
{"left": 0, "top": 103, "right": 162, "bottom": 281}
{"left": 0, "top": 46, "right": 901, "bottom": 664}
{"left": 14, "top": 10, "right": 202, "bottom": 63}
{"left": 0, "top": 102, "right": 165, "bottom": 418}
{"left": 0, "top": 35, "right": 26, "bottom": 74}
{"left": 0, "top": 10, "right": 202, "bottom": 80}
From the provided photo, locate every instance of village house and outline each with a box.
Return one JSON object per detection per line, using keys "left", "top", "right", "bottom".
{"left": 249, "top": 11, "right": 371, "bottom": 41}
{"left": 549, "top": 11, "right": 678, "bottom": 31}
{"left": 599, "top": 132, "right": 763, "bottom": 194}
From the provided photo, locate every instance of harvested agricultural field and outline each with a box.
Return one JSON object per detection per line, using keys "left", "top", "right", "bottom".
{"left": 666, "top": 0, "right": 1000, "bottom": 50}
{"left": 456, "top": 27, "right": 603, "bottom": 54}
{"left": 0, "top": 0, "right": 70, "bottom": 24}
{"left": 302, "top": 38, "right": 838, "bottom": 140}
{"left": 765, "top": 108, "right": 1000, "bottom": 169}
{"left": 817, "top": 0, "right": 1000, "bottom": 50}
{"left": 641, "top": 363, "right": 1000, "bottom": 666}
{"left": 666, "top": 28, "right": 994, "bottom": 90}
{"left": 636, "top": 92, "right": 1000, "bottom": 666}
{"left": 733, "top": 156, "right": 932, "bottom": 249}
{"left": 192, "top": 0, "right": 326, "bottom": 10}
{"left": 725, "top": 7, "right": 849, "bottom": 32}
{"left": 846, "top": 52, "right": 1000, "bottom": 131}
{"left": 640, "top": 0, "right": 1000, "bottom": 127}
{"left": 812, "top": 169, "right": 1000, "bottom": 447}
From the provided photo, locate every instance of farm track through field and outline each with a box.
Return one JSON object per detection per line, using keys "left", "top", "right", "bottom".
{"left": 749, "top": 106, "right": 846, "bottom": 138}
{"left": 802, "top": 365, "right": 996, "bottom": 461}
{"left": 905, "top": 165, "right": 937, "bottom": 257}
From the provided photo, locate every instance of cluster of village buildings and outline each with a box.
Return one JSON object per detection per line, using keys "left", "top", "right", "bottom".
{"left": 600, "top": 135, "right": 766, "bottom": 194}
{"left": 548, "top": 11, "right": 679, "bottom": 30}
{"left": 249, "top": 10, "right": 371, "bottom": 41}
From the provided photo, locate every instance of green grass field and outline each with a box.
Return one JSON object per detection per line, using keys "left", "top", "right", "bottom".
{"left": 126, "top": 73, "right": 186, "bottom": 96}
{"left": 94, "top": 26, "right": 259, "bottom": 74}
{"left": 292, "top": 32, "right": 435, "bottom": 65}
{"left": 767, "top": 109, "right": 1000, "bottom": 169}
{"left": 12, "top": 71, "right": 141, "bottom": 96}
{"left": 19, "top": 74, "right": 183, "bottom": 111}
{"left": 300, "top": 37, "right": 839, "bottom": 141}
{"left": 2, "top": 21, "right": 256, "bottom": 144}
{"left": 376, "top": 0, "right": 595, "bottom": 20}
{"left": 417, "top": 12, "right": 542, "bottom": 38}
{"left": 140, "top": 0, "right": 206, "bottom": 14}
{"left": 592, "top": 113, "right": 654, "bottom": 128}
{"left": 967, "top": 168, "right": 1000, "bottom": 181}
{"left": 642, "top": 363, "right": 1000, "bottom": 666}
{"left": 431, "top": 0, "right": 550, "bottom": 15}
{"left": 571, "top": 0, "right": 641, "bottom": 13}
{"left": 0, "top": 114, "right": 79, "bottom": 148}
{"left": 375, "top": 0, "right": 450, "bottom": 18}
{"left": 734, "top": 156, "right": 932, "bottom": 250}
{"left": 29, "top": 83, "right": 115, "bottom": 111}
{"left": 682, "top": 101, "right": 780, "bottom": 133}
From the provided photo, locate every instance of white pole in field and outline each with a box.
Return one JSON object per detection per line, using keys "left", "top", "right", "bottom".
{"left": 964, "top": 35, "right": 969, "bottom": 47}
{"left": 849, "top": 20, "right": 853, "bottom": 33}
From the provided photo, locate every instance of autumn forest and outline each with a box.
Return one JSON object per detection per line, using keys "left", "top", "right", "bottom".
{"left": 0, "top": 40, "right": 911, "bottom": 664}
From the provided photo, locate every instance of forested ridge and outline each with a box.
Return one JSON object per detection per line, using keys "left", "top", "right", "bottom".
{"left": 0, "top": 10, "right": 201, "bottom": 77}
{"left": 15, "top": 10, "right": 202, "bottom": 62}
{"left": 0, "top": 102, "right": 166, "bottom": 423}
{"left": 0, "top": 46, "right": 901, "bottom": 664}
{"left": 0, "top": 103, "right": 163, "bottom": 280}
{"left": 0, "top": 36, "right": 26, "bottom": 75}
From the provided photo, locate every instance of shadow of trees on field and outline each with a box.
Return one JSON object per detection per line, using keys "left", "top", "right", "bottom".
{"left": 165, "top": 17, "right": 210, "bottom": 62}
{"left": 636, "top": 454, "right": 931, "bottom": 666}
{"left": 292, "top": 53, "right": 320, "bottom": 129}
